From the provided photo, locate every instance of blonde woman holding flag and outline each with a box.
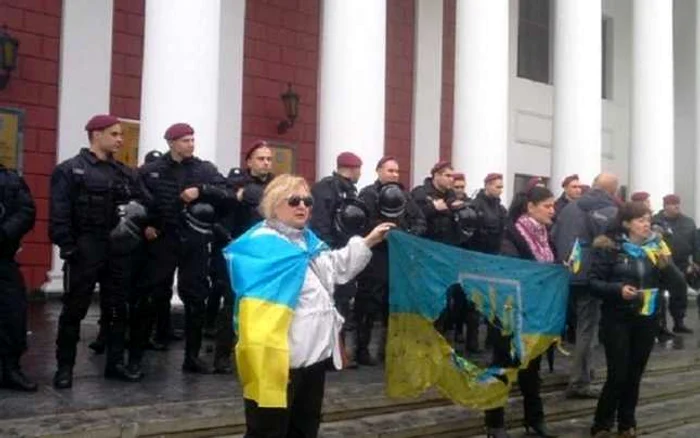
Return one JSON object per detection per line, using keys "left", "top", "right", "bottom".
{"left": 224, "top": 174, "right": 394, "bottom": 438}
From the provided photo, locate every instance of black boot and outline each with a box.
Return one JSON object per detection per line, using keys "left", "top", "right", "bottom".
{"left": 105, "top": 362, "right": 143, "bottom": 382}
{"left": 356, "top": 349, "right": 377, "bottom": 366}
{"left": 1, "top": 355, "right": 37, "bottom": 392}
{"left": 524, "top": 422, "right": 557, "bottom": 438}
{"left": 486, "top": 427, "right": 511, "bottom": 438}
{"left": 356, "top": 314, "right": 377, "bottom": 366}
{"left": 213, "top": 353, "right": 233, "bottom": 374}
{"left": 53, "top": 364, "right": 73, "bottom": 389}
{"left": 182, "top": 302, "right": 211, "bottom": 374}
{"left": 89, "top": 327, "right": 107, "bottom": 355}
{"left": 673, "top": 319, "right": 694, "bottom": 334}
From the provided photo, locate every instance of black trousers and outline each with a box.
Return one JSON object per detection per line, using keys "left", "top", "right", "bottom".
{"left": 355, "top": 278, "right": 385, "bottom": 353}
{"left": 56, "top": 234, "right": 140, "bottom": 367}
{"left": 56, "top": 235, "right": 110, "bottom": 366}
{"left": 210, "top": 246, "right": 234, "bottom": 360}
{"left": 485, "top": 331, "right": 544, "bottom": 428}
{"left": 0, "top": 259, "right": 28, "bottom": 358}
{"left": 244, "top": 360, "right": 327, "bottom": 438}
{"left": 592, "top": 313, "right": 656, "bottom": 433}
{"left": 133, "top": 228, "right": 211, "bottom": 363}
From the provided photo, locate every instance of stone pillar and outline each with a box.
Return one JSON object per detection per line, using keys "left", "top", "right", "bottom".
{"left": 317, "top": 0, "right": 386, "bottom": 188}
{"left": 411, "top": 0, "right": 443, "bottom": 186}
{"left": 630, "top": 0, "right": 674, "bottom": 208}
{"left": 451, "top": 0, "right": 509, "bottom": 194}
{"left": 43, "top": 0, "right": 114, "bottom": 294}
{"left": 551, "top": 0, "right": 602, "bottom": 189}
{"left": 138, "top": 0, "right": 222, "bottom": 163}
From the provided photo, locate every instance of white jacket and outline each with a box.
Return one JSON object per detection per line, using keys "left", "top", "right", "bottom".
{"left": 261, "top": 222, "right": 372, "bottom": 369}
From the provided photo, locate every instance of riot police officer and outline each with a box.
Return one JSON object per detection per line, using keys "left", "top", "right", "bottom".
{"left": 0, "top": 164, "right": 37, "bottom": 391}
{"left": 356, "top": 156, "right": 425, "bottom": 365}
{"left": 310, "top": 151, "right": 367, "bottom": 367}
{"left": 206, "top": 140, "right": 274, "bottom": 373}
{"left": 49, "top": 115, "right": 145, "bottom": 388}
{"left": 135, "top": 123, "right": 230, "bottom": 374}
{"left": 410, "top": 161, "right": 463, "bottom": 245}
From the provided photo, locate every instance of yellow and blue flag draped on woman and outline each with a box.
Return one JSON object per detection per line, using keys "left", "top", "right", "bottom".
{"left": 223, "top": 223, "right": 327, "bottom": 408}
{"left": 386, "top": 231, "right": 569, "bottom": 409}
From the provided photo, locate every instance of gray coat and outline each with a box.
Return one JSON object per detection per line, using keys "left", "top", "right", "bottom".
{"left": 552, "top": 189, "right": 618, "bottom": 285}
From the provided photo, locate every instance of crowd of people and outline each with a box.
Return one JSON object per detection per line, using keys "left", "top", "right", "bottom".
{"left": 0, "top": 114, "right": 699, "bottom": 438}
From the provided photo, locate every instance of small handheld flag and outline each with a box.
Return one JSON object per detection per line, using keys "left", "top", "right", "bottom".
{"left": 568, "top": 238, "right": 582, "bottom": 274}
{"left": 639, "top": 288, "right": 659, "bottom": 316}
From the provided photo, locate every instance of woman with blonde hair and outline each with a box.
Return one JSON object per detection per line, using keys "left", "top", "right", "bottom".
{"left": 225, "top": 174, "right": 394, "bottom": 438}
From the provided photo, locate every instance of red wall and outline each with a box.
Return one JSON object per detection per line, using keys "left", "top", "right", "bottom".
{"left": 110, "top": 0, "right": 144, "bottom": 120}
{"left": 0, "top": 0, "right": 62, "bottom": 290}
{"left": 440, "top": 0, "right": 456, "bottom": 162}
{"left": 385, "top": 0, "right": 415, "bottom": 188}
{"left": 241, "top": 0, "right": 320, "bottom": 181}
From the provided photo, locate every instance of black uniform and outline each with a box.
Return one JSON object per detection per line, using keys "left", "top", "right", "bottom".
{"left": 206, "top": 168, "right": 273, "bottom": 372}
{"left": 355, "top": 180, "right": 425, "bottom": 363}
{"left": 310, "top": 172, "right": 361, "bottom": 314}
{"left": 136, "top": 152, "right": 229, "bottom": 372}
{"left": 467, "top": 189, "right": 507, "bottom": 255}
{"left": 0, "top": 165, "right": 37, "bottom": 391}
{"left": 49, "top": 148, "right": 144, "bottom": 386}
{"left": 410, "top": 177, "right": 462, "bottom": 245}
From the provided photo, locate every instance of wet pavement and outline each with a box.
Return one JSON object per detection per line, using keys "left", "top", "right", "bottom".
{"left": 2, "top": 299, "right": 700, "bottom": 436}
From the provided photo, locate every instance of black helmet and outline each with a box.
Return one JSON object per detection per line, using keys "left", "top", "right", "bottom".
{"left": 110, "top": 201, "right": 148, "bottom": 254}
{"left": 242, "top": 183, "right": 264, "bottom": 206}
{"left": 334, "top": 198, "right": 369, "bottom": 238}
{"left": 144, "top": 150, "right": 163, "bottom": 164}
{"left": 454, "top": 203, "right": 481, "bottom": 237}
{"left": 183, "top": 202, "right": 216, "bottom": 234}
{"left": 378, "top": 183, "right": 407, "bottom": 218}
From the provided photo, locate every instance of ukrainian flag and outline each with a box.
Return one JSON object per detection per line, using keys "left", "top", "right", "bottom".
{"left": 568, "top": 238, "right": 583, "bottom": 274}
{"left": 639, "top": 288, "right": 659, "bottom": 316}
{"left": 386, "top": 231, "right": 569, "bottom": 409}
{"left": 223, "top": 222, "right": 327, "bottom": 408}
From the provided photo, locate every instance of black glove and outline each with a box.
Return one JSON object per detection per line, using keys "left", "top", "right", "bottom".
{"left": 59, "top": 245, "right": 78, "bottom": 261}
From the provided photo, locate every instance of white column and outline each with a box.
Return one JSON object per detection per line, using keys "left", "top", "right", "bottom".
{"left": 318, "top": 0, "right": 386, "bottom": 188}
{"left": 43, "top": 0, "right": 114, "bottom": 294}
{"left": 694, "top": 2, "right": 700, "bottom": 220}
{"left": 215, "top": 0, "right": 246, "bottom": 172}
{"left": 631, "top": 0, "right": 674, "bottom": 209}
{"left": 451, "top": 0, "right": 509, "bottom": 196}
{"left": 411, "top": 0, "right": 443, "bottom": 186}
{"left": 551, "top": 0, "right": 602, "bottom": 189}
{"left": 138, "top": 0, "right": 221, "bottom": 163}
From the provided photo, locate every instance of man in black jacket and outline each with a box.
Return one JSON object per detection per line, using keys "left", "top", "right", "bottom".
{"left": 468, "top": 173, "right": 508, "bottom": 255}
{"left": 206, "top": 140, "right": 274, "bottom": 373}
{"left": 652, "top": 194, "right": 698, "bottom": 333}
{"left": 0, "top": 165, "right": 37, "bottom": 391}
{"left": 310, "top": 151, "right": 364, "bottom": 366}
{"left": 411, "top": 161, "right": 463, "bottom": 245}
{"left": 135, "top": 123, "right": 230, "bottom": 375}
{"left": 49, "top": 115, "right": 146, "bottom": 388}
{"left": 554, "top": 174, "right": 582, "bottom": 220}
{"left": 356, "top": 156, "right": 426, "bottom": 365}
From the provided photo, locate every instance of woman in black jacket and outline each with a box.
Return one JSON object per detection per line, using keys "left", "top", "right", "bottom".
{"left": 588, "top": 202, "right": 686, "bottom": 437}
{"left": 485, "top": 186, "right": 558, "bottom": 438}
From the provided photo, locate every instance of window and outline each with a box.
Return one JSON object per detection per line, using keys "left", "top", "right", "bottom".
{"left": 513, "top": 173, "right": 551, "bottom": 195}
{"left": 517, "top": 0, "right": 551, "bottom": 84}
{"left": 602, "top": 16, "right": 613, "bottom": 100}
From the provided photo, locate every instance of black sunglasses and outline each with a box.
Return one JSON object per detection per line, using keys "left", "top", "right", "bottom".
{"left": 287, "top": 195, "right": 314, "bottom": 208}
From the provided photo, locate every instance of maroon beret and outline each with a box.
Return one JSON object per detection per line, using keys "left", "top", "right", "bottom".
{"left": 452, "top": 173, "right": 465, "bottom": 182}
{"left": 336, "top": 152, "right": 363, "bottom": 168}
{"left": 630, "top": 191, "right": 650, "bottom": 202}
{"left": 561, "top": 174, "right": 579, "bottom": 188}
{"left": 84, "top": 114, "right": 120, "bottom": 132}
{"left": 245, "top": 140, "right": 269, "bottom": 160}
{"left": 430, "top": 161, "right": 452, "bottom": 175}
{"left": 484, "top": 173, "right": 503, "bottom": 184}
{"left": 526, "top": 176, "right": 544, "bottom": 191}
{"left": 375, "top": 155, "right": 398, "bottom": 170}
{"left": 164, "top": 123, "right": 194, "bottom": 141}
{"left": 663, "top": 194, "right": 681, "bottom": 205}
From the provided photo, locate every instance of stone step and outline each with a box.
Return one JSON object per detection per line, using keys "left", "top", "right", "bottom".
{"left": 3, "top": 348, "right": 700, "bottom": 438}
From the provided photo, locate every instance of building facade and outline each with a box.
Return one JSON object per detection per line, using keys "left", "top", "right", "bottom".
{"left": 0, "top": 0, "right": 697, "bottom": 292}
